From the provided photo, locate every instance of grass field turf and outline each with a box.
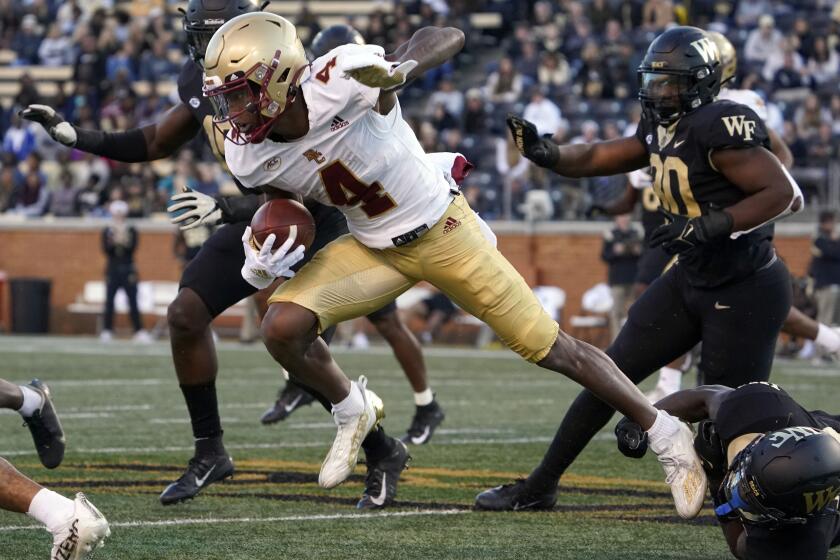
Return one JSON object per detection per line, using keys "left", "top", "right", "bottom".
{"left": 0, "top": 336, "right": 838, "bottom": 559}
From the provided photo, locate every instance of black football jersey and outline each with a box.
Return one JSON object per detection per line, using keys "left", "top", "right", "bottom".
{"left": 712, "top": 382, "right": 840, "bottom": 451}
{"left": 635, "top": 100, "right": 776, "bottom": 287}
{"left": 638, "top": 183, "right": 664, "bottom": 242}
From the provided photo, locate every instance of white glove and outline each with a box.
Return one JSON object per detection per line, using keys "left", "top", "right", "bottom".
{"left": 240, "top": 226, "right": 306, "bottom": 289}
{"left": 167, "top": 187, "right": 222, "bottom": 230}
{"left": 341, "top": 45, "right": 418, "bottom": 91}
{"left": 19, "top": 104, "right": 77, "bottom": 146}
{"left": 628, "top": 168, "right": 653, "bottom": 189}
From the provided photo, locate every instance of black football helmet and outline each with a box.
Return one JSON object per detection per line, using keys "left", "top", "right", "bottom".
{"left": 637, "top": 26, "right": 722, "bottom": 126}
{"left": 310, "top": 24, "right": 365, "bottom": 59}
{"left": 715, "top": 427, "right": 840, "bottom": 526}
{"left": 181, "top": 0, "right": 268, "bottom": 62}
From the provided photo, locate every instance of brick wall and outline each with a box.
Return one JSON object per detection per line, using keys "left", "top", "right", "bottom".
{"left": 0, "top": 223, "right": 815, "bottom": 334}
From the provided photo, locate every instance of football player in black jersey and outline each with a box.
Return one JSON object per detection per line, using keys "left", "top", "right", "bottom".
{"left": 476, "top": 26, "right": 804, "bottom": 511}
{"left": 20, "top": 2, "right": 425, "bottom": 509}
{"left": 616, "top": 382, "right": 840, "bottom": 560}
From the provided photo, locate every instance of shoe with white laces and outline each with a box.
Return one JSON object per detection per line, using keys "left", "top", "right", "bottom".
{"left": 651, "top": 419, "right": 707, "bottom": 519}
{"left": 50, "top": 493, "right": 110, "bottom": 560}
{"left": 319, "top": 376, "right": 384, "bottom": 489}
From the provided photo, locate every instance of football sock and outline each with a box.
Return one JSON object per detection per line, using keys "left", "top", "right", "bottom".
{"left": 414, "top": 388, "right": 434, "bottom": 407}
{"left": 816, "top": 323, "right": 840, "bottom": 353}
{"left": 528, "top": 389, "right": 616, "bottom": 492}
{"left": 361, "top": 426, "right": 396, "bottom": 464}
{"left": 27, "top": 489, "right": 74, "bottom": 534}
{"left": 180, "top": 382, "right": 223, "bottom": 441}
{"left": 657, "top": 367, "right": 682, "bottom": 393}
{"left": 646, "top": 410, "right": 681, "bottom": 453}
{"left": 331, "top": 380, "right": 364, "bottom": 422}
{"left": 16, "top": 385, "right": 43, "bottom": 417}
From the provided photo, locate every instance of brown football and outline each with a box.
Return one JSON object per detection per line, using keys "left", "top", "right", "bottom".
{"left": 249, "top": 199, "right": 316, "bottom": 252}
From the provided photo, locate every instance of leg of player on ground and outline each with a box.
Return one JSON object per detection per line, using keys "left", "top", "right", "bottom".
{"left": 0, "top": 457, "right": 110, "bottom": 557}
{"left": 782, "top": 306, "right": 840, "bottom": 359}
{"left": 367, "top": 306, "right": 445, "bottom": 444}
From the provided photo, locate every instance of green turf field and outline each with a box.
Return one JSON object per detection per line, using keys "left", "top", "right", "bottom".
{"left": 0, "top": 335, "right": 838, "bottom": 559}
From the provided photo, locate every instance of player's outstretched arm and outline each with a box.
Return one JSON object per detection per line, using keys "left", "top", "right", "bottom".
{"left": 20, "top": 103, "right": 200, "bottom": 162}
{"left": 652, "top": 385, "right": 732, "bottom": 422}
{"left": 506, "top": 115, "right": 649, "bottom": 177}
{"left": 342, "top": 27, "right": 464, "bottom": 115}
{"left": 711, "top": 146, "right": 803, "bottom": 234}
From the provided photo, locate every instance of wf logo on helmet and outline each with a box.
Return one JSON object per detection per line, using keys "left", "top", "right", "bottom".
{"left": 690, "top": 37, "right": 719, "bottom": 63}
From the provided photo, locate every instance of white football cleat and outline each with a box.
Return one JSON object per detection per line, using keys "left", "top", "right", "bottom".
{"left": 830, "top": 327, "right": 840, "bottom": 362}
{"left": 645, "top": 383, "right": 677, "bottom": 404}
{"left": 51, "top": 493, "right": 110, "bottom": 560}
{"left": 319, "top": 376, "right": 384, "bottom": 489}
{"left": 652, "top": 419, "right": 707, "bottom": 519}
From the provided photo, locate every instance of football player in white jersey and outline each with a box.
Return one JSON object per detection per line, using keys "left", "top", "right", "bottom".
{"left": 643, "top": 32, "right": 840, "bottom": 399}
{"left": 202, "top": 13, "right": 707, "bottom": 517}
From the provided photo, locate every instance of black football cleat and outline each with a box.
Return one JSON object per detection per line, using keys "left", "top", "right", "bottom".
{"left": 401, "top": 400, "right": 445, "bottom": 445}
{"left": 474, "top": 479, "right": 557, "bottom": 511}
{"left": 260, "top": 383, "right": 317, "bottom": 424}
{"left": 21, "top": 379, "right": 65, "bottom": 469}
{"left": 357, "top": 439, "right": 411, "bottom": 510}
{"left": 159, "top": 453, "right": 234, "bottom": 505}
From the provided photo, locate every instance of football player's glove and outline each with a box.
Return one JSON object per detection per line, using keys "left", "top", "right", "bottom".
{"left": 506, "top": 114, "right": 559, "bottom": 169}
{"left": 615, "top": 416, "right": 648, "bottom": 459}
{"left": 341, "top": 45, "right": 418, "bottom": 91}
{"left": 20, "top": 104, "right": 77, "bottom": 146}
{"left": 649, "top": 208, "right": 733, "bottom": 255}
{"left": 168, "top": 187, "right": 222, "bottom": 231}
{"left": 240, "top": 226, "right": 305, "bottom": 290}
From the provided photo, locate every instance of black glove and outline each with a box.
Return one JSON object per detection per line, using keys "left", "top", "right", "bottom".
{"left": 649, "top": 208, "right": 733, "bottom": 255}
{"left": 506, "top": 114, "right": 559, "bottom": 169}
{"left": 20, "top": 104, "right": 77, "bottom": 146}
{"left": 695, "top": 419, "right": 726, "bottom": 479}
{"left": 585, "top": 204, "right": 609, "bottom": 219}
{"left": 615, "top": 416, "right": 648, "bottom": 459}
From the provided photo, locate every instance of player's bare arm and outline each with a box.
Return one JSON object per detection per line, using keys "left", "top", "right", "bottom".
{"left": 342, "top": 26, "right": 465, "bottom": 116}
{"left": 651, "top": 385, "right": 733, "bottom": 422}
{"left": 711, "top": 146, "right": 802, "bottom": 233}
{"left": 506, "top": 115, "right": 649, "bottom": 177}
{"left": 767, "top": 127, "right": 794, "bottom": 169}
{"left": 602, "top": 184, "right": 641, "bottom": 216}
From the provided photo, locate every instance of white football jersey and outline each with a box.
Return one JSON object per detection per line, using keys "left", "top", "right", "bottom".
{"left": 225, "top": 44, "right": 453, "bottom": 249}
{"left": 717, "top": 88, "right": 769, "bottom": 122}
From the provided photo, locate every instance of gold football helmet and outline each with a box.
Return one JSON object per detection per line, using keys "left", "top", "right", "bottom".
{"left": 707, "top": 31, "right": 736, "bottom": 84}
{"left": 202, "top": 12, "right": 308, "bottom": 144}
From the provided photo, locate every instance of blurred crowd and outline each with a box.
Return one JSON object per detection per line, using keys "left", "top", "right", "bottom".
{"left": 0, "top": 0, "right": 837, "bottom": 221}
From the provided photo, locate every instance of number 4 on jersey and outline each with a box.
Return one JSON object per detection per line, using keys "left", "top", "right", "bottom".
{"left": 320, "top": 160, "right": 397, "bottom": 218}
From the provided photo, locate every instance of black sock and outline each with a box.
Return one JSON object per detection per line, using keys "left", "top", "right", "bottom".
{"left": 527, "top": 389, "right": 617, "bottom": 493}
{"left": 288, "top": 379, "right": 331, "bottom": 413}
{"left": 180, "top": 382, "right": 223, "bottom": 442}
{"left": 362, "top": 426, "right": 395, "bottom": 464}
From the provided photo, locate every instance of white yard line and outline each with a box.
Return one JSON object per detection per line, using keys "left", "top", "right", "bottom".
{"left": 0, "top": 436, "right": 553, "bottom": 458}
{"left": 0, "top": 508, "right": 467, "bottom": 533}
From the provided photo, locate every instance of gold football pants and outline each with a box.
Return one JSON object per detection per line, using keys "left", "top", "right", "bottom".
{"left": 269, "top": 195, "right": 559, "bottom": 362}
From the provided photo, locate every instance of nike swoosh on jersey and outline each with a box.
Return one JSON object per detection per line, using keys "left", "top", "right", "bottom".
{"left": 368, "top": 473, "right": 389, "bottom": 506}
{"left": 714, "top": 302, "right": 731, "bottom": 310}
{"left": 674, "top": 139, "right": 686, "bottom": 148}
{"left": 195, "top": 464, "right": 216, "bottom": 488}
{"left": 410, "top": 426, "right": 432, "bottom": 445}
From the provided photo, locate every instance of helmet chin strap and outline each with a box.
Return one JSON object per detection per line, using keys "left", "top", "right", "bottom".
{"left": 715, "top": 485, "right": 750, "bottom": 517}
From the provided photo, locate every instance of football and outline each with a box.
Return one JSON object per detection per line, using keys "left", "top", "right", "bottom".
{"left": 249, "top": 199, "right": 316, "bottom": 252}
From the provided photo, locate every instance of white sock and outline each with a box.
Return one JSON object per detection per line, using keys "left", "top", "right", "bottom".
{"left": 816, "top": 324, "right": 840, "bottom": 353}
{"left": 27, "top": 489, "right": 75, "bottom": 534}
{"left": 646, "top": 410, "right": 680, "bottom": 453}
{"left": 16, "top": 385, "right": 43, "bottom": 417}
{"left": 414, "top": 388, "right": 434, "bottom": 407}
{"left": 331, "top": 381, "right": 364, "bottom": 423}
{"left": 658, "top": 367, "right": 682, "bottom": 392}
